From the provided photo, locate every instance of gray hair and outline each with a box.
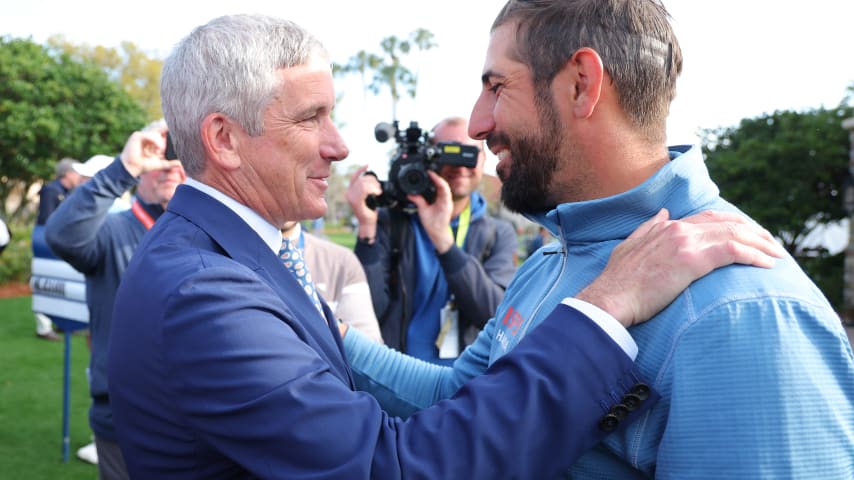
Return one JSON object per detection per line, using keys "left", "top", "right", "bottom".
{"left": 161, "top": 14, "right": 330, "bottom": 176}
{"left": 143, "top": 118, "right": 167, "bottom": 132}
{"left": 493, "top": 0, "right": 682, "bottom": 142}
{"left": 55, "top": 157, "right": 78, "bottom": 177}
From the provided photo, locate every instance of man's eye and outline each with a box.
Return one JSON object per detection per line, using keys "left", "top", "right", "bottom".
{"left": 488, "top": 83, "right": 503, "bottom": 94}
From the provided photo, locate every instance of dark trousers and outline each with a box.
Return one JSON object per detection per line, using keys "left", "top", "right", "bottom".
{"left": 94, "top": 435, "right": 129, "bottom": 480}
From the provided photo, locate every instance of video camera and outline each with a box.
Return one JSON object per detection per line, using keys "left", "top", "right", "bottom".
{"left": 366, "top": 120, "right": 480, "bottom": 211}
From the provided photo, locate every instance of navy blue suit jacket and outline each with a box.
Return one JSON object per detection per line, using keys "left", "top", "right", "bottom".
{"left": 108, "top": 184, "right": 655, "bottom": 479}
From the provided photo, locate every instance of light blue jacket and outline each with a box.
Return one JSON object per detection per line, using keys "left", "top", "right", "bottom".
{"left": 345, "top": 145, "right": 854, "bottom": 478}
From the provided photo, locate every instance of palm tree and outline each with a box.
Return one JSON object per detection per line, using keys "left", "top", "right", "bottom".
{"left": 336, "top": 29, "right": 437, "bottom": 120}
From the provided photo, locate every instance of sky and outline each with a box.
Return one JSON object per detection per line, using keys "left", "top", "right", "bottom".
{"left": 3, "top": 0, "right": 854, "bottom": 180}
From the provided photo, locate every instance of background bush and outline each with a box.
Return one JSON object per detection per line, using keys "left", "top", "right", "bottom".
{"left": 0, "top": 222, "right": 32, "bottom": 284}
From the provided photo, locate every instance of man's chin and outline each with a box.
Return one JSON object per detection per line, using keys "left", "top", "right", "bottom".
{"left": 501, "top": 183, "right": 544, "bottom": 214}
{"left": 305, "top": 201, "right": 328, "bottom": 222}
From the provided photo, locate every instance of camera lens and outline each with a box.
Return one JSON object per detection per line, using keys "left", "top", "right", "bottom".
{"left": 397, "top": 164, "right": 430, "bottom": 196}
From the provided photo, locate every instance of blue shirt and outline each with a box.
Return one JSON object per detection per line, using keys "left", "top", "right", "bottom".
{"left": 345, "top": 145, "right": 854, "bottom": 478}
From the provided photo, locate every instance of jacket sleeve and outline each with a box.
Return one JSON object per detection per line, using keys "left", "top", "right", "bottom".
{"left": 36, "top": 183, "right": 63, "bottom": 225}
{"left": 439, "top": 217, "right": 518, "bottom": 330}
{"left": 44, "top": 159, "right": 137, "bottom": 274}
{"left": 344, "top": 299, "right": 512, "bottom": 418}
{"left": 114, "top": 261, "right": 656, "bottom": 479}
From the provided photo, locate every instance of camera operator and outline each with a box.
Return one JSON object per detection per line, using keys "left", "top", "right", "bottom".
{"left": 346, "top": 116, "right": 518, "bottom": 365}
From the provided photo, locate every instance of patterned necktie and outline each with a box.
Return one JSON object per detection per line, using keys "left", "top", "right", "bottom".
{"left": 279, "top": 237, "right": 324, "bottom": 318}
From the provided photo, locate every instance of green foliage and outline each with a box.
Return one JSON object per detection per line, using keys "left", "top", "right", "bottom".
{"left": 47, "top": 36, "right": 164, "bottom": 120}
{"left": 0, "top": 222, "right": 33, "bottom": 284}
{"left": 801, "top": 252, "right": 845, "bottom": 309}
{"left": 0, "top": 36, "right": 148, "bottom": 220}
{"left": 0, "top": 296, "right": 93, "bottom": 478}
{"left": 702, "top": 105, "right": 854, "bottom": 308}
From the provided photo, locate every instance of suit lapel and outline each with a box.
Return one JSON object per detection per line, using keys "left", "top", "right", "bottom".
{"left": 167, "top": 185, "right": 354, "bottom": 387}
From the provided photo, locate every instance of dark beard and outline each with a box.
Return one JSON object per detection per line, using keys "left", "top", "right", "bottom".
{"left": 499, "top": 84, "right": 566, "bottom": 214}
{"left": 499, "top": 122, "right": 563, "bottom": 214}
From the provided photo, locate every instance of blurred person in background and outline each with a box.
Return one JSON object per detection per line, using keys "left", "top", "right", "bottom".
{"left": 46, "top": 120, "right": 185, "bottom": 478}
{"left": 347, "top": 116, "right": 517, "bottom": 364}
{"left": 32, "top": 157, "right": 87, "bottom": 341}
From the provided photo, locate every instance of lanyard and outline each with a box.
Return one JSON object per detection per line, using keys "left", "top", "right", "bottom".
{"left": 449, "top": 202, "right": 472, "bottom": 249}
{"left": 131, "top": 199, "right": 155, "bottom": 230}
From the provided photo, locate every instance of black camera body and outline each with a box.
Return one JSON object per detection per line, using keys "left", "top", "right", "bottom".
{"left": 165, "top": 131, "right": 178, "bottom": 160}
{"left": 367, "top": 120, "right": 480, "bottom": 211}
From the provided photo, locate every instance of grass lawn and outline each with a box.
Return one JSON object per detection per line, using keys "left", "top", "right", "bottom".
{"left": 0, "top": 229, "right": 357, "bottom": 478}
{"left": 0, "top": 295, "right": 96, "bottom": 479}
{"left": 323, "top": 229, "right": 356, "bottom": 250}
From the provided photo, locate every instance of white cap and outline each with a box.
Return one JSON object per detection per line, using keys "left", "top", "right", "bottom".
{"left": 72, "top": 154, "right": 114, "bottom": 177}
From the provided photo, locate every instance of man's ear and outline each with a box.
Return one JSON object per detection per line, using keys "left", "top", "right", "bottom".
{"left": 201, "top": 113, "right": 242, "bottom": 171}
{"left": 568, "top": 47, "right": 604, "bottom": 119}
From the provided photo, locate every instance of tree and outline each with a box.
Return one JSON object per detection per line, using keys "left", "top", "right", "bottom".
{"left": 323, "top": 163, "right": 362, "bottom": 228}
{"left": 841, "top": 81, "right": 854, "bottom": 320}
{"left": 0, "top": 36, "right": 147, "bottom": 221}
{"left": 337, "top": 29, "right": 436, "bottom": 120}
{"left": 47, "top": 35, "right": 164, "bottom": 120}
{"left": 702, "top": 104, "right": 854, "bottom": 308}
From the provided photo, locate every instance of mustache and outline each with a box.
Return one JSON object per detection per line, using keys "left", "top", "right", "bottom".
{"left": 486, "top": 131, "right": 512, "bottom": 153}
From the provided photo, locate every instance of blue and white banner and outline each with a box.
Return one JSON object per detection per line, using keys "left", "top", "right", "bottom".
{"left": 30, "top": 225, "right": 88, "bottom": 325}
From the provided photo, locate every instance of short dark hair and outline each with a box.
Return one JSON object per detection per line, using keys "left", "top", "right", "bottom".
{"left": 493, "top": 0, "right": 682, "bottom": 141}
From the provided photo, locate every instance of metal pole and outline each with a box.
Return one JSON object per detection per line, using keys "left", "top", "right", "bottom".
{"left": 62, "top": 329, "right": 71, "bottom": 462}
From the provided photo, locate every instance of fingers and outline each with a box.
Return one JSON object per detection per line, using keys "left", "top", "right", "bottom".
{"left": 680, "top": 209, "right": 748, "bottom": 225}
{"left": 346, "top": 167, "right": 381, "bottom": 200}
{"left": 408, "top": 171, "right": 451, "bottom": 209}
{"left": 695, "top": 222, "right": 785, "bottom": 270}
{"left": 409, "top": 171, "right": 455, "bottom": 252}
{"left": 428, "top": 170, "right": 451, "bottom": 195}
{"left": 346, "top": 167, "right": 382, "bottom": 226}
{"left": 647, "top": 209, "right": 784, "bottom": 260}
{"left": 408, "top": 194, "right": 428, "bottom": 210}
{"left": 165, "top": 159, "right": 184, "bottom": 169}
{"left": 648, "top": 217, "right": 783, "bottom": 273}
{"left": 349, "top": 165, "right": 370, "bottom": 183}
{"left": 707, "top": 240, "right": 776, "bottom": 270}
{"left": 139, "top": 130, "right": 167, "bottom": 155}
{"left": 584, "top": 212, "right": 787, "bottom": 328}
{"left": 160, "top": 159, "right": 184, "bottom": 173}
{"left": 121, "top": 131, "right": 167, "bottom": 177}
{"left": 679, "top": 210, "right": 778, "bottom": 245}
{"left": 626, "top": 208, "right": 669, "bottom": 240}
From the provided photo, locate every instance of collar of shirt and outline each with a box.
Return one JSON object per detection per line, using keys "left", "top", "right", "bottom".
{"left": 282, "top": 222, "right": 302, "bottom": 242}
{"left": 183, "top": 177, "right": 281, "bottom": 254}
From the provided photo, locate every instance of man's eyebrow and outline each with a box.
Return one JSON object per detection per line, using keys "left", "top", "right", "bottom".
{"left": 294, "top": 101, "right": 328, "bottom": 119}
{"left": 481, "top": 70, "right": 502, "bottom": 85}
